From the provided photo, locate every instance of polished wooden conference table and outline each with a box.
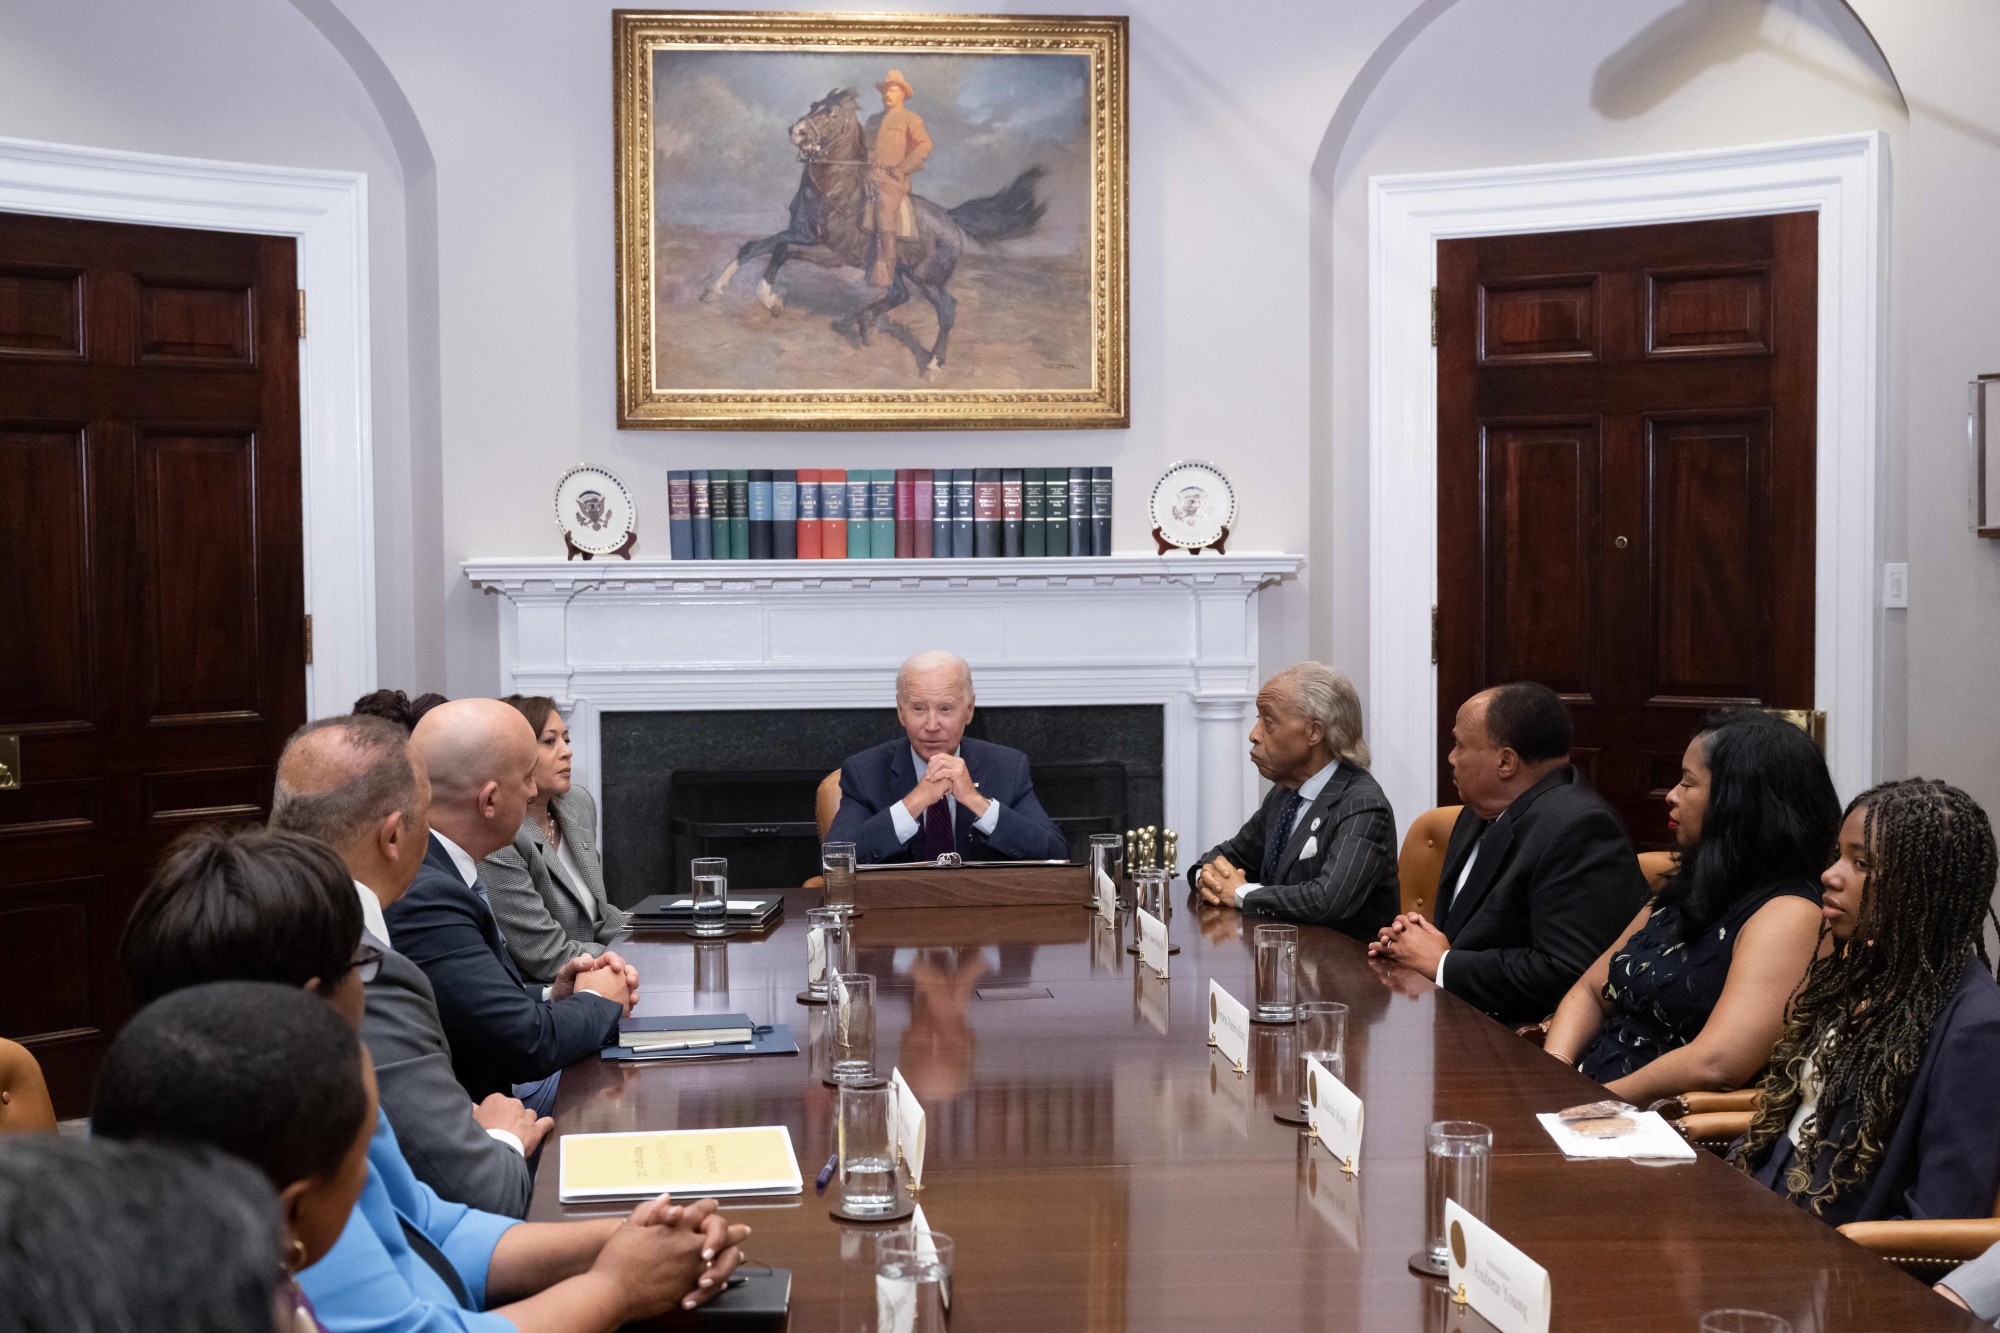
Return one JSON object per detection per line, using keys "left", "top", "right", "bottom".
{"left": 529, "top": 889, "right": 1982, "bottom": 1331}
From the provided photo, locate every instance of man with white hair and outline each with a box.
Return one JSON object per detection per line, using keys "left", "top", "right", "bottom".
{"left": 826, "top": 651, "right": 1070, "bottom": 864}
{"left": 1187, "top": 662, "right": 1401, "bottom": 939}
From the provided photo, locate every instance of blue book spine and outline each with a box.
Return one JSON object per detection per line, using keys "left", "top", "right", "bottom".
{"left": 689, "top": 469, "right": 712, "bottom": 560}
{"left": 668, "top": 469, "right": 693, "bottom": 560}
{"left": 772, "top": 470, "right": 798, "bottom": 559}
{"left": 747, "top": 469, "right": 774, "bottom": 560}
{"left": 870, "top": 469, "right": 896, "bottom": 558}
{"left": 951, "top": 467, "right": 975, "bottom": 558}
{"left": 847, "top": 472, "right": 873, "bottom": 557}
{"left": 1090, "top": 466, "right": 1113, "bottom": 557}
{"left": 931, "top": 467, "right": 952, "bottom": 556}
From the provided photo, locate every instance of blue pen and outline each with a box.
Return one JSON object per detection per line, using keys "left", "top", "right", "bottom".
{"left": 814, "top": 1153, "right": 838, "bottom": 1194}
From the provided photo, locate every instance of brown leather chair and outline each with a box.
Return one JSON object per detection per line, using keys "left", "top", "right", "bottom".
{"left": 1841, "top": 1214, "right": 2000, "bottom": 1279}
{"left": 1638, "top": 849, "right": 1679, "bottom": 892}
{"left": 1396, "top": 805, "right": 1462, "bottom": 920}
{"left": 803, "top": 769, "right": 842, "bottom": 889}
{"left": 0, "top": 1038, "right": 57, "bottom": 1136}
{"left": 1653, "top": 1088, "right": 1758, "bottom": 1155}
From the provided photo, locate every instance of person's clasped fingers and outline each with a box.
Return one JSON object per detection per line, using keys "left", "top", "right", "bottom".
{"left": 684, "top": 1247, "right": 747, "bottom": 1307}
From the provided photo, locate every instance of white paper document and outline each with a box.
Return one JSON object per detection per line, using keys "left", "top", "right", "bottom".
{"left": 1304, "top": 1054, "right": 1364, "bottom": 1173}
{"left": 1137, "top": 905, "right": 1170, "bottom": 977}
{"left": 1446, "top": 1199, "right": 1552, "bottom": 1333}
{"left": 1534, "top": 1110, "right": 1696, "bottom": 1161}
{"left": 1207, "top": 979, "right": 1250, "bottom": 1068}
{"left": 1095, "top": 866, "right": 1117, "bottom": 922}
{"left": 890, "top": 1067, "right": 928, "bottom": 1186}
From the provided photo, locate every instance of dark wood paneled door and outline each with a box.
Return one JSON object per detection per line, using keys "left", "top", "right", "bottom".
{"left": 1436, "top": 214, "right": 1817, "bottom": 847}
{"left": 0, "top": 212, "right": 305, "bottom": 1115}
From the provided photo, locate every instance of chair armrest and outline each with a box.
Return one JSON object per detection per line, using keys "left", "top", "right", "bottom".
{"left": 1674, "top": 1111, "right": 1752, "bottom": 1154}
{"left": 1513, "top": 1019, "right": 1552, "bottom": 1048}
{"left": 1652, "top": 1089, "right": 1761, "bottom": 1120}
{"left": 803, "top": 874, "right": 826, "bottom": 891}
{"left": 1839, "top": 1218, "right": 2000, "bottom": 1279}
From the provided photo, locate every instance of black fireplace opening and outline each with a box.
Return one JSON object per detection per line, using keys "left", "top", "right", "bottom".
{"left": 599, "top": 705, "right": 1164, "bottom": 906}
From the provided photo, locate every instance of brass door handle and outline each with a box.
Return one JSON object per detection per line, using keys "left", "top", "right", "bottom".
{"left": 0, "top": 734, "right": 17, "bottom": 790}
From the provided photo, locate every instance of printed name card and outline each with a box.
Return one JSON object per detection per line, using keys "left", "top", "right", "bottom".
{"left": 1137, "top": 905, "right": 1170, "bottom": 977}
{"left": 1445, "top": 1200, "right": 1552, "bottom": 1333}
{"left": 889, "top": 1067, "right": 927, "bottom": 1187}
{"left": 807, "top": 925, "right": 827, "bottom": 986}
{"left": 1207, "top": 979, "right": 1250, "bottom": 1069}
{"left": 1095, "top": 865, "right": 1118, "bottom": 922}
{"left": 1304, "top": 1054, "right": 1363, "bottom": 1173}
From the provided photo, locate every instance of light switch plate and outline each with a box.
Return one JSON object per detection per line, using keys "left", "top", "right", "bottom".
{"left": 1883, "top": 562, "right": 1909, "bottom": 609}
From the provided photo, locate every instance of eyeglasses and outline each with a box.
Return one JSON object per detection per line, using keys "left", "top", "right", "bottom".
{"left": 350, "top": 939, "right": 385, "bottom": 985}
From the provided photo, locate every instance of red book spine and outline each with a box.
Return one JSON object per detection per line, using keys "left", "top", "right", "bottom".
{"left": 894, "top": 468, "right": 915, "bottom": 559}
{"left": 822, "top": 467, "right": 848, "bottom": 559}
{"left": 797, "top": 468, "right": 823, "bottom": 559}
{"left": 913, "top": 469, "right": 934, "bottom": 559}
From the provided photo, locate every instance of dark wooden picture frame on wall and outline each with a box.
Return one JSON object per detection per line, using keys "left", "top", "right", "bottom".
{"left": 1973, "top": 375, "right": 2000, "bottom": 537}
{"left": 613, "top": 9, "right": 1129, "bottom": 431}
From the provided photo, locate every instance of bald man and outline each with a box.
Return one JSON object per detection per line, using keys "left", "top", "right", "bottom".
{"left": 385, "top": 699, "right": 632, "bottom": 1111}
{"left": 826, "top": 651, "right": 1069, "bottom": 864}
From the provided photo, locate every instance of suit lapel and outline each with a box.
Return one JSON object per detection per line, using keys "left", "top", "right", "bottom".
{"left": 1272, "top": 766, "right": 1352, "bottom": 881}
{"left": 429, "top": 833, "right": 524, "bottom": 987}
{"left": 1440, "top": 766, "right": 1575, "bottom": 937}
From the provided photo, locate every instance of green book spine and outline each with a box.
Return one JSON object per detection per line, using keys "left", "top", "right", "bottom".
{"left": 1023, "top": 468, "right": 1047, "bottom": 557}
{"left": 728, "top": 469, "right": 750, "bottom": 559}
{"left": 1045, "top": 465, "right": 1070, "bottom": 556}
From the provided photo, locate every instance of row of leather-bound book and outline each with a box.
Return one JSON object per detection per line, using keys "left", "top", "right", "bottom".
{"left": 665, "top": 467, "right": 1115, "bottom": 560}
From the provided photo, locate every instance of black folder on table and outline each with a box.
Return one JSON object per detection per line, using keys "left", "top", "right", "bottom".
{"left": 696, "top": 1268, "right": 792, "bottom": 1328}
{"left": 625, "top": 893, "right": 784, "bottom": 930}
{"left": 602, "top": 1013, "right": 799, "bottom": 1062}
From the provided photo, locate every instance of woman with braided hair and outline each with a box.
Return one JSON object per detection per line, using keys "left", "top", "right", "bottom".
{"left": 1737, "top": 777, "right": 2000, "bottom": 1226}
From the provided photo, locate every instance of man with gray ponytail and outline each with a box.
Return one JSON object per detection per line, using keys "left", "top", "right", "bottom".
{"left": 1187, "top": 663, "right": 1400, "bottom": 939}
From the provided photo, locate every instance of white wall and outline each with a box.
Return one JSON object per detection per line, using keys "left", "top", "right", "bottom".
{"left": 8, "top": 0, "right": 2000, "bottom": 825}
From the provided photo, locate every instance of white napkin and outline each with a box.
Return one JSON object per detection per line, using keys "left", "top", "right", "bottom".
{"left": 1535, "top": 1110, "right": 1696, "bottom": 1161}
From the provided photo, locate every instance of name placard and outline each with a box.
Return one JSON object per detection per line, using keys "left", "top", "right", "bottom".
{"left": 1304, "top": 1055, "right": 1363, "bottom": 1174}
{"left": 1095, "top": 865, "right": 1117, "bottom": 922}
{"left": 807, "top": 925, "right": 827, "bottom": 986}
{"left": 1137, "top": 906, "right": 1170, "bottom": 977}
{"left": 1207, "top": 979, "right": 1250, "bottom": 1068}
{"left": 1445, "top": 1200, "right": 1552, "bottom": 1333}
{"left": 889, "top": 1067, "right": 927, "bottom": 1187}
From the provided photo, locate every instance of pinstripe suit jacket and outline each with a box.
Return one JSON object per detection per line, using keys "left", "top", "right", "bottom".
{"left": 482, "top": 786, "right": 628, "bottom": 985}
{"left": 1186, "top": 763, "right": 1400, "bottom": 940}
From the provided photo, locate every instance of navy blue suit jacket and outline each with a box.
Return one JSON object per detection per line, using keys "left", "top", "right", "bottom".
{"left": 826, "top": 736, "right": 1070, "bottom": 864}
{"left": 384, "top": 834, "right": 622, "bottom": 1102}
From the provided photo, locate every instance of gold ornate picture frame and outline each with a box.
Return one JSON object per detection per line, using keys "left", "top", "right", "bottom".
{"left": 613, "top": 10, "right": 1127, "bottom": 430}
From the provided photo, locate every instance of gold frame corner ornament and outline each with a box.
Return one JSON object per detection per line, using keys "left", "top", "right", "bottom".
{"left": 612, "top": 9, "right": 1129, "bottom": 430}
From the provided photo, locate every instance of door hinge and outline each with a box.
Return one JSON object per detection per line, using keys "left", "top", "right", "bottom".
{"left": 1431, "top": 604, "right": 1439, "bottom": 664}
{"left": 304, "top": 614, "right": 314, "bottom": 665}
{"left": 1430, "top": 286, "right": 1439, "bottom": 347}
{"left": 297, "top": 290, "right": 307, "bottom": 339}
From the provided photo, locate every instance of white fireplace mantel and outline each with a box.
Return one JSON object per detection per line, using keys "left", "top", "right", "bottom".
{"left": 463, "top": 553, "right": 1303, "bottom": 852}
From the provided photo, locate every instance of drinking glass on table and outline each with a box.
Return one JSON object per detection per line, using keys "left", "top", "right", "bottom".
{"left": 804, "top": 906, "right": 851, "bottom": 1004}
{"left": 689, "top": 857, "right": 729, "bottom": 937}
{"left": 1296, "top": 1001, "right": 1348, "bottom": 1110}
{"left": 878, "top": 1229, "right": 954, "bottom": 1333}
{"left": 822, "top": 841, "right": 858, "bottom": 916}
{"left": 1699, "top": 1314, "right": 1791, "bottom": 1333}
{"left": 836, "top": 1081, "right": 898, "bottom": 1215}
{"left": 1088, "top": 833, "right": 1124, "bottom": 907}
{"left": 830, "top": 972, "right": 877, "bottom": 1085}
{"left": 1414, "top": 1120, "right": 1491, "bottom": 1276}
{"left": 1252, "top": 923, "right": 1299, "bottom": 1022}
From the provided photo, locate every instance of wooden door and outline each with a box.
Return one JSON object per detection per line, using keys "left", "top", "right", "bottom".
{"left": 0, "top": 212, "right": 306, "bottom": 1115}
{"left": 1436, "top": 214, "right": 1816, "bottom": 848}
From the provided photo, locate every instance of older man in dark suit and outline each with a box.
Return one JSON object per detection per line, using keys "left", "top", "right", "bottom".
{"left": 827, "top": 650, "right": 1070, "bottom": 864}
{"left": 1187, "top": 663, "right": 1400, "bottom": 940}
{"left": 1370, "top": 681, "right": 1647, "bottom": 1025}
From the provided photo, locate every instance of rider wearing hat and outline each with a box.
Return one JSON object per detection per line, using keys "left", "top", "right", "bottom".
{"left": 866, "top": 69, "right": 932, "bottom": 286}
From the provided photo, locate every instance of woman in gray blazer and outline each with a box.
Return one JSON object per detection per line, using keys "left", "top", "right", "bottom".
{"left": 484, "top": 696, "right": 629, "bottom": 983}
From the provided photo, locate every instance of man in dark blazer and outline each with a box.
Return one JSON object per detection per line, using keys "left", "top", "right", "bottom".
{"left": 271, "top": 713, "right": 544, "bottom": 1216}
{"left": 1370, "top": 681, "right": 1647, "bottom": 1025}
{"left": 1188, "top": 663, "right": 1399, "bottom": 940}
{"left": 827, "top": 651, "right": 1070, "bottom": 864}
{"left": 386, "top": 699, "right": 632, "bottom": 1109}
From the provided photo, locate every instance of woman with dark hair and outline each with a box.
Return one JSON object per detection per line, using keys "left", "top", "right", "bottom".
{"left": 1542, "top": 711, "right": 1840, "bottom": 1104}
{"left": 1738, "top": 778, "right": 2000, "bottom": 1224}
{"left": 354, "top": 689, "right": 450, "bottom": 734}
{"left": 483, "top": 696, "right": 626, "bottom": 983}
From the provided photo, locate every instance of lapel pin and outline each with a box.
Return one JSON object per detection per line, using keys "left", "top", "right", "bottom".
{"left": 1310, "top": 817, "right": 1322, "bottom": 831}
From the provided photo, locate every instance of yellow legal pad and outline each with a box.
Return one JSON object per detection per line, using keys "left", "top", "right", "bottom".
{"left": 558, "top": 1126, "right": 803, "bottom": 1203}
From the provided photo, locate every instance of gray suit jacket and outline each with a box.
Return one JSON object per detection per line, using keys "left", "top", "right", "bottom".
{"left": 483, "top": 786, "right": 628, "bottom": 984}
{"left": 1940, "top": 1240, "right": 2000, "bottom": 1323}
{"left": 361, "top": 944, "right": 535, "bottom": 1217}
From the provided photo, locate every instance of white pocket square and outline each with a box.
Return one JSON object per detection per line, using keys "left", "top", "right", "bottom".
{"left": 1298, "top": 835, "right": 1319, "bottom": 861}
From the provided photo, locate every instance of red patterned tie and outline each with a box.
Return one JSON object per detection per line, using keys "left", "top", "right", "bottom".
{"left": 922, "top": 800, "right": 956, "bottom": 860}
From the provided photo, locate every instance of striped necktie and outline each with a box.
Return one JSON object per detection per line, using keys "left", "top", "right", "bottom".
{"left": 922, "top": 800, "right": 956, "bottom": 860}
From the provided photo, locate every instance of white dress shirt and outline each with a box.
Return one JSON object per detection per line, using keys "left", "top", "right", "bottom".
{"left": 888, "top": 746, "right": 1006, "bottom": 849}
{"left": 1234, "top": 759, "right": 1342, "bottom": 906}
{"left": 1432, "top": 828, "right": 1487, "bottom": 986}
{"left": 354, "top": 873, "right": 527, "bottom": 1157}
{"left": 432, "top": 831, "right": 568, "bottom": 1006}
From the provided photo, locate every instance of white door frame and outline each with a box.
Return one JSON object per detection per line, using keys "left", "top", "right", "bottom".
{"left": 0, "top": 133, "right": 375, "bottom": 718}
{"left": 1367, "top": 132, "right": 1886, "bottom": 827}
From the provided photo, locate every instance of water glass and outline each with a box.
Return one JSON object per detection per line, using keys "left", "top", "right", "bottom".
{"left": 836, "top": 1081, "right": 898, "bottom": 1215}
{"left": 822, "top": 841, "right": 858, "bottom": 916}
{"left": 877, "top": 1229, "right": 953, "bottom": 1333}
{"left": 1422, "top": 1121, "right": 1491, "bottom": 1274}
{"left": 1135, "top": 867, "right": 1169, "bottom": 918}
{"left": 1252, "top": 923, "right": 1299, "bottom": 1022}
{"left": 1089, "top": 832, "right": 1124, "bottom": 905}
{"left": 1699, "top": 1315, "right": 1792, "bottom": 1333}
{"left": 1296, "top": 1001, "right": 1348, "bottom": 1109}
{"left": 690, "top": 856, "right": 729, "bottom": 936}
{"left": 830, "top": 972, "right": 877, "bottom": 1085}
{"left": 804, "top": 907, "right": 850, "bottom": 1003}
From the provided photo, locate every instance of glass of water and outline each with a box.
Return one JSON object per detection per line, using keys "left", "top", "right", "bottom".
{"left": 689, "top": 856, "right": 729, "bottom": 937}
{"left": 1089, "top": 832, "right": 1124, "bottom": 907}
{"left": 822, "top": 841, "right": 858, "bottom": 917}
{"left": 878, "top": 1229, "right": 953, "bottom": 1333}
{"left": 830, "top": 972, "right": 876, "bottom": 1085}
{"left": 804, "top": 906, "right": 850, "bottom": 1004}
{"left": 1135, "top": 867, "right": 1169, "bottom": 917}
{"left": 1417, "top": 1120, "right": 1491, "bottom": 1276}
{"left": 1699, "top": 1315, "right": 1792, "bottom": 1333}
{"left": 1296, "top": 1001, "right": 1348, "bottom": 1110}
{"left": 837, "top": 1081, "right": 898, "bottom": 1215}
{"left": 1252, "top": 923, "right": 1299, "bottom": 1022}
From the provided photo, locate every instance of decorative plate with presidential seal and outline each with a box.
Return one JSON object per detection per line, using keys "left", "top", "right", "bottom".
{"left": 554, "top": 465, "right": 638, "bottom": 560}
{"left": 1148, "top": 460, "right": 1235, "bottom": 554}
